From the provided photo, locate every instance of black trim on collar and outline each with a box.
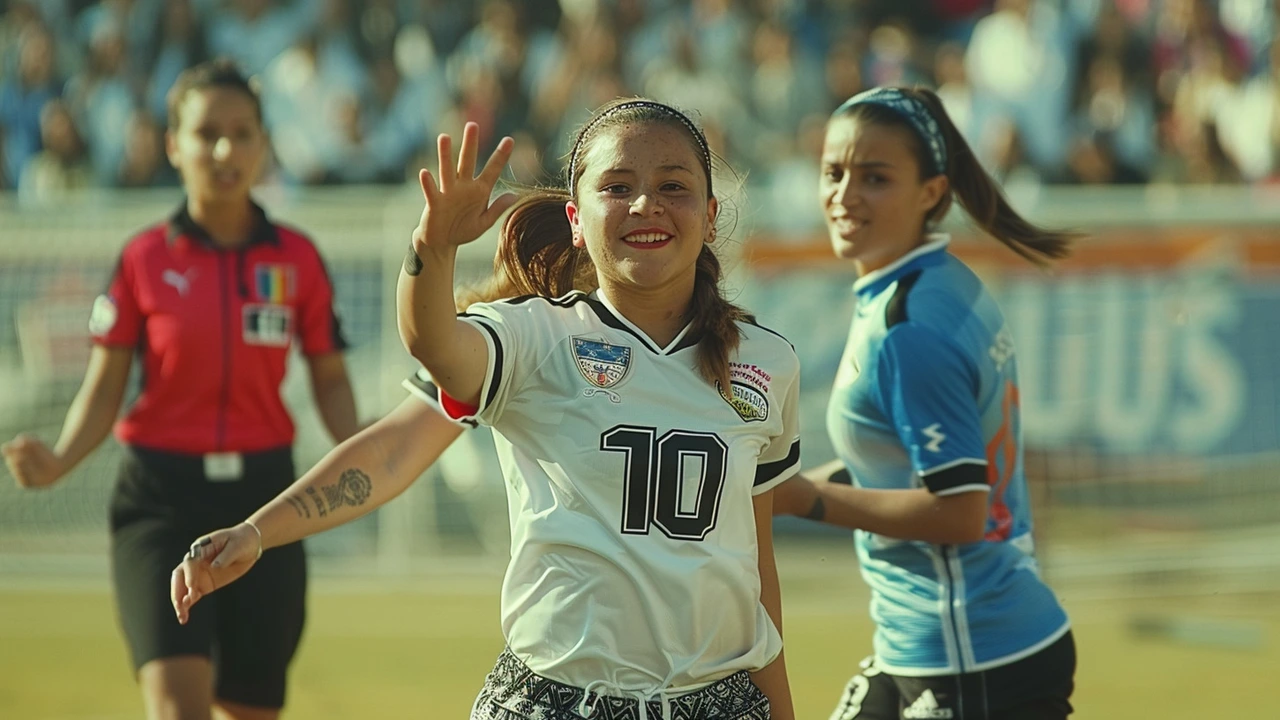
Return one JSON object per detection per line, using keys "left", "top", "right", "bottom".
{"left": 502, "top": 292, "right": 699, "bottom": 356}
{"left": 166, "top": 198, "right": 280, "bottom": 248}
{"left": 885, "top": 270, "right": 922, "bottom": 329}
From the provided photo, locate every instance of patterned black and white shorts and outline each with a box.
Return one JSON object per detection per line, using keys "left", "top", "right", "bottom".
{"left": 470, "top": 648, "right": 772, "bottom": 720}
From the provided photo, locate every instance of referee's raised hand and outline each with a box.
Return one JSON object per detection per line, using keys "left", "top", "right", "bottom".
{"left": 170, "top": 522, "right": 262, "bottom": 624}
{"left": 2, "top": 434, "right": 66, "bottom": 489}
{"left": 412, "top": 122, "right": 518, "bottom": 253}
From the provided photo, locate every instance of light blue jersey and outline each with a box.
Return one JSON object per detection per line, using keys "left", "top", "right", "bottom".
{"left": 826, "top": 236, "right": 1070, "bottom": 676}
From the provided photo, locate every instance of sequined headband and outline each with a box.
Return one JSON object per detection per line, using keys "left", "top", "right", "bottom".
{"left": 835, "top": 87, "right": 948, "bottom": 176}
{"left": 566, "top": 100, "right": 713, "bottom": 193}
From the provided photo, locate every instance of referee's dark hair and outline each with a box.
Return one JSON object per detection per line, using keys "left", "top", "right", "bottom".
{"left": 491, "top": 98, "right": 752, "bottom": 392}
{"left": 166, "top": 58, "right": 263, "bottom": 130}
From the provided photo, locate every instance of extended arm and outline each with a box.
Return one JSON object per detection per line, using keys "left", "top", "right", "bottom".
{"left": 773, "top": 460, "right": 988, "bottom": 544}
{"left": 3, "top": 346, "right": 132, "bottom": 488}
{"left": 396, "top": 124, "right": 516, "bottom": 406}
{"left": 305, "top": 351, "right": 362, "bottom": 443}
{"left": 171, "top": 397, "right": 466, "bottom": 622}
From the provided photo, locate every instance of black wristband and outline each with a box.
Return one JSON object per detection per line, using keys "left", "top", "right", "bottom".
{"left": 403, "top": 243, "right": 423, "bottom": 276}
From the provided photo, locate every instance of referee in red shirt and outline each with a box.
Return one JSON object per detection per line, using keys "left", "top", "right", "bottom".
{"left": 3, "top": 60, "right": 362, "bottom": 720}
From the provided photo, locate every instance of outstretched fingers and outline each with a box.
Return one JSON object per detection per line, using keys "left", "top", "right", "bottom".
{"left": 457, "top": 122, "right": 481, "bottom": 180}
{"left": 418, "top": 168, "right": 439, "bottom": 205}
{"left": 478, "top": 136, "right": 515, "bottom": 187}
{"left": 436, "top": 133, "right": 455, "bottom": 191}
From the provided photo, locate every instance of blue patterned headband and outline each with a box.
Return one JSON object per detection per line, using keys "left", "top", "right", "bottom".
{"left": 834, "top": 88, "right": 947, "bottom": 176}
{"left": 567, "top": 100, "right": 712, "bottom": 193}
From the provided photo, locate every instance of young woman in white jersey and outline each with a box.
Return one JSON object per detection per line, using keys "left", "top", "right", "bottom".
{"left": 773, "top": 87, "right": 1077, "bottom": 719}
{"left": 174, "top": 99, "right": 801, "bottom": 720}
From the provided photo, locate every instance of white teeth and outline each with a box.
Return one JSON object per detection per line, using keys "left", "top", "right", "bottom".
{"left": 625, "top": 233, "right": 671, "bottom": 244}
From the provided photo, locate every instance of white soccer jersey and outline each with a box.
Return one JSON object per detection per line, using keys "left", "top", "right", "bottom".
{"left": 417, "top": 290, "right": 801, "bottom": 698}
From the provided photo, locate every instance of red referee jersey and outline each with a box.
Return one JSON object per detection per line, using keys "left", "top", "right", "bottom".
{"left": 91, "top": 201, "right": 348, "bottom": 454}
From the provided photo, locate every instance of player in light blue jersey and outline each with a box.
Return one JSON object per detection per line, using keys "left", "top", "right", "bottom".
{"left": 774, "top": 87, "right": 1078, "bottom": 720}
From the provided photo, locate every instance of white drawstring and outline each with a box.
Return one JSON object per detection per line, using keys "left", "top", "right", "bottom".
{"left": 574, "top": 679, "right": 677, "bottom": 720}
{"left": 577, "top": 680, "right": 606, "bottom": 718}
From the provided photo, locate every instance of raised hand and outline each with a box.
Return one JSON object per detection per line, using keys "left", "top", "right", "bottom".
{"left": 170, "top": 522, "right": 263, "bottom": 624}
{"left": 412, "top": 122, "right": 518, "bottom": 254}
{"left": 2, "top": 434, "right": 65, "bottom": 489}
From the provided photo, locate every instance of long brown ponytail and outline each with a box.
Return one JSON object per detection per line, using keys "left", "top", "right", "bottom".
{"left": 839, "top": 87, "right": 1077, "bottom": 266}
{"left": 691, "top": 244, "right": 753, "bottom": 392}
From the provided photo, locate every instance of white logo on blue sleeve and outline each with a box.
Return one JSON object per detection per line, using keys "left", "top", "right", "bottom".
{"left": 923, "top": 423, "right": 947, "bottom": 453}
{"left": 989, "top": 325, "right": 1015, "bottom": 371}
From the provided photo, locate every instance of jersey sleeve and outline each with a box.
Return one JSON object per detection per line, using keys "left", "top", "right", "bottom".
{"left": 90, "top": 249, "right": 144, "bottom": 347}
{"left": 752, "top": 352, "right": 802, "bottom": 495}
{"left": 296, "top": 243, "right": 349, "bottom": 356}
{"left": 876, "top": 323, "right": 989, "bottom": 496}
{"left": 437, "top": 299, "right": 544, "bottom": 427}
{"left": 402, "top": 367, "right": 478, "bottom": 428}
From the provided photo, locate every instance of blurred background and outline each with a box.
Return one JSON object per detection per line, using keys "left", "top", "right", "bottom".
{"left": 1, "top": 0, "right": 1279, "bottom": 718}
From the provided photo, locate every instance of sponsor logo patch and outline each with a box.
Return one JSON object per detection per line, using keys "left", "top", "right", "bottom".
{"left": 718, "top": 362, "right": 772, "bottom": 422}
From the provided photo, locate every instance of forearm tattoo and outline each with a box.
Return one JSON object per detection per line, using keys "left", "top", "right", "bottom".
{"left": 296, "top": 468, "right": 374, "bottom": 520}
{"left": 403, "top": 243, "right": 423, "bottom": 276}
{"left": 804, "top": 497, "right": 826, "bottom": 522}
{"left": 286, "top": 495, "right": 312, "bottom": 519}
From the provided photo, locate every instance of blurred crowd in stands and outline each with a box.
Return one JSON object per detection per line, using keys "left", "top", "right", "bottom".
{"left": 1, "top": 0, "right": 1277, "bottom": 210}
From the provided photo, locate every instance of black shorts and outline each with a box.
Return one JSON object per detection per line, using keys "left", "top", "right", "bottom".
{"left": 471, "top": 648, "right": 772, "bottom": 720}
{"left": 829, "top": 631, "right": 1076, "bottom": 720}
{"left": 109, "top": 445, "right": 307, "bottom": 709}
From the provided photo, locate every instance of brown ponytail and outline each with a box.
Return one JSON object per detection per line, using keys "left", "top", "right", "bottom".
{"left": 912, "top": 88, "right": 1075, "bottom": 265}
{"left": 840, "top": 87, "right": 1078, "bottom": 266}
{"left": 457, "top": 189, "right": 599, "bottom": 311}
{"left": 691, "top": 245, "right": 753, "bottom": 393}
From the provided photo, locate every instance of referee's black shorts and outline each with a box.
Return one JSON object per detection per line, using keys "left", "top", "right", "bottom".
{"left": 109, "top": 445, "right": 306, "bottom": 709}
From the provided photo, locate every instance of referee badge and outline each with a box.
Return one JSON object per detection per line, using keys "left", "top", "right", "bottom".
{"left": 254, "top": 263, "right": 296, "bottom": 303}
{"left": 572, "top": 337, "right": 632, "bottom": 390}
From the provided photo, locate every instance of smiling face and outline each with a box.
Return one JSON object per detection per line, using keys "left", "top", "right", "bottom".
{"left": 166, "top": 86, "right": 267, "bottom": 204}
{"left": 819, "top": 115, "right": 948, "bottom": 275}
{"left": 565, "top": 121, "right": 717, "bottom": 297}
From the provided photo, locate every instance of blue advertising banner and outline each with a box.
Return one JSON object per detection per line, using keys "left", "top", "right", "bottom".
{"left": 739, "top": 263, "right": 1280, "bottom": 459}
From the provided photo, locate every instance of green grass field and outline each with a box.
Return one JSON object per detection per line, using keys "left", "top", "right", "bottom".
{"left": 1, "top": 554, "right": 1275, "bottom": 719}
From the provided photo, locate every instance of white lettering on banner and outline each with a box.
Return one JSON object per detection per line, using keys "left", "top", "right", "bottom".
{"left": 1005, "top": 277, "right": 1091, "bottom": 446}
{"left": 1171, "top": 275, "right": 1245, "bottom": 451}
{"left": 1096, "top": 274, "right": 1172, "bottom": 451}
{"left": 1001, "top": 272, "right": 1245, "bottom": 453}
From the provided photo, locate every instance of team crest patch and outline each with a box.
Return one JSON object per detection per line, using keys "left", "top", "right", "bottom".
{"left": 718, "top": 362, "right": 772, "bottom": 422}
{"left": 572, "top": 336, "right": 632, "bottom": 389}
{"left": 254, "top": 264, "right": 296, "bottom": 303}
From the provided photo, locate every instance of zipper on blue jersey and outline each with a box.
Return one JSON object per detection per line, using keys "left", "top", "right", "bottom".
{"left": 941, "top": 544, "right": 967, "bottom": 674}
{"left": 217, "top": 252, "right": 231, "bottom": 451}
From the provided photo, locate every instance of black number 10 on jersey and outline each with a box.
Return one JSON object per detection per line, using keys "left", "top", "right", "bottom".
{"left": 601, "top": 425, "right": 728, "bottom": 541}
